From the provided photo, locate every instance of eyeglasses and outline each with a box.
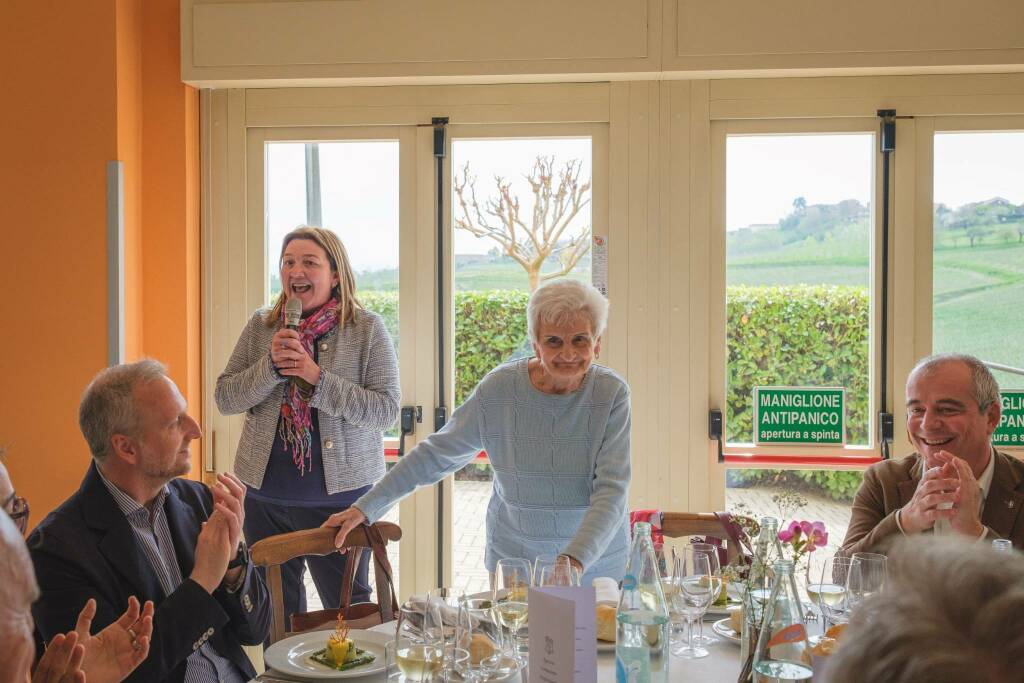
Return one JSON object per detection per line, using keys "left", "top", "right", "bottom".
{"left": 3, "top": 491, "right": 29, "bottom": 534}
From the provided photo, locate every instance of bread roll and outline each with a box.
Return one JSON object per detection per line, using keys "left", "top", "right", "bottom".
{"left": 596, "top": 604, "right": 617, "bottom": 642}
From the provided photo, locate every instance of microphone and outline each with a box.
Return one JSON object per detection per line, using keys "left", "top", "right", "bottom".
{"left": 282, "top": 298, "right": 313, "bottom": 393}
{"left": 285, "top": 297, "right": 302, "bottom": 330}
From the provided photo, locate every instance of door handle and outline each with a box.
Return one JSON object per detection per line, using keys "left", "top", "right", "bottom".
{"left": 398, "top": 405, "right": 422, "bottom": 456}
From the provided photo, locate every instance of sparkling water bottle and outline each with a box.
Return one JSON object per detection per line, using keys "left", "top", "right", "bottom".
{"left": 615, "top": 521, "right": 670, "bottom": 683}
{"left": 752, "top": 559, "right": 812, "bottom": 682}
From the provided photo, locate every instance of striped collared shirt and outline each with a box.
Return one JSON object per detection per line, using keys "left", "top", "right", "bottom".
{"left": 98, "top": 469, "right": 246, "bottom": 683}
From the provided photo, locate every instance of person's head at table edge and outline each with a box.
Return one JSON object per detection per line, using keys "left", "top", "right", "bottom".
{"left": 825, "top": 535, "right": 1024, "bottom": 683}
{"left": 527, "top": 279, "right": 608, "bottom": 395}
{"left": 905, "top": 352, "right": 1001, "bottom": 476}
{"left": 269, "top": 225, "right": 359, "bottom": 323}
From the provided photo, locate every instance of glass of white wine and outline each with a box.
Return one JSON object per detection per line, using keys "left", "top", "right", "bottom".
{"left": 493, "top": 558, "right": 531, "bottom": 665}
{"left": 805, "top": 553, "right": 842, "bottom": 621}
{"left": 392, "top": 602, "right": 443, "bottom": 681}
{"left": 817, "top": 555, "right": 856, "bottom": 628}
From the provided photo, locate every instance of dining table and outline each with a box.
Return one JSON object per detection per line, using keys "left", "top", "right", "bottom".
{"left": 249, "top": 615, "right": 744, "bottom": 682}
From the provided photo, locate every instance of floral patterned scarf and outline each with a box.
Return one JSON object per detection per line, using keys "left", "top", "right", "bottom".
{"left": 279, "top": 298, "right": 339, "bottom": 474}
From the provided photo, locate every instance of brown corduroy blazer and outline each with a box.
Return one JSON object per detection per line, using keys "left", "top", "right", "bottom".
{"left": 840, "top": 449, "right": 1024, "bottom": 556}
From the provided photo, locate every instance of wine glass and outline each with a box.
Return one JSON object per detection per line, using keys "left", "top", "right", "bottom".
{"left": 537, "top": 556, "right": 580, "bottom": 586}
{"left": 393, "top": 601, "right": 442, "bottom": 681}
{"left": 848, "top": 552, "right": 887, "bottom": 608}
{"left": 426, "top": 588, "right": 464, "bottom": 679}
{"left": 453, "top": 597, "right": 502, "bottom": 682}
{"left": 670, "top": 547, "right": 721, "bottom": 659}
{"left": 816, "top": 555, "right": 856, "bottom": 628}
{"left": 493, "top": 558, "right": 531, "bottom": 664}
{"left": 689, "top": 542, "right": 721, "bottom": 645}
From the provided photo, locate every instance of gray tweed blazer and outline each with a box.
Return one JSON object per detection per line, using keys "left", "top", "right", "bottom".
{"left": 215, "top": 306, "right": 400, "bottom": 494}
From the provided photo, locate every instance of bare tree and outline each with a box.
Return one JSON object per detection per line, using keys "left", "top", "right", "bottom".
{"left": 453, "top": 155, "right": 591, "bottom": 291}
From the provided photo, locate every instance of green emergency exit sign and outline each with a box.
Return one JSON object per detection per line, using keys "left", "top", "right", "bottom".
{"left": 753, "top": 387, "right": 846, "bottom": 446}
{"left": 993, "top": 390, "right": 1024, "bottom": 447}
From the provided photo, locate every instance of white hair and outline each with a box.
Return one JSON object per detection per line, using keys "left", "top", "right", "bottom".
{"left": 527, "top": 279, "right": 609, "bottom": 342}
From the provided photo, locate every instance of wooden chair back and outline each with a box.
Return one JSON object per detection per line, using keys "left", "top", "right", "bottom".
{"left": 250, "top": 522, "right": 402, "bottom": 645}
{"left": 661, "top": 512, "right": 742, "bottom": 565}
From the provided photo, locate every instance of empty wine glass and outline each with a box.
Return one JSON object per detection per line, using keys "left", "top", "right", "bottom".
{"left": 537, "top": 556, "right": 580, "bottom": 586}
{"left": 848, "top": 552, "right": 886, "bottom": 608}
{"left": 690, "top": 542, "right": 721, "bottom": 646}
{"left": 493, "top": 558, "right": 531, "bottom": 664}
{"left": 670, "top": 547, "right": 721, "bottom": 659}
{"left": 453, "top": 597, "right": 502, "bottom": 682}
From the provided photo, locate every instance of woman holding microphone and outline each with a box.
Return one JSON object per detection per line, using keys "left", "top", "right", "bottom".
{"left": 215, "top": 226, "right": 399, "bottom": 632}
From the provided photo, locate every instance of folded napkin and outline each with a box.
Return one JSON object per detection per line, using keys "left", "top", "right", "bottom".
{"left": 593, "top": 576, "right": 620, "bottom": 605}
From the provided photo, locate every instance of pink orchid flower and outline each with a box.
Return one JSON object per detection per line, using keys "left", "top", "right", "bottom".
{"left": 804, "top": 521, "right": 828, "bottom": 552}
{"left": 778, "top": 520, "right": 803, "bottom": 544}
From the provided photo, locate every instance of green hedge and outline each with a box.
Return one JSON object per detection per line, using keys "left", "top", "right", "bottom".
{"left": 727, "top": 468, "right": 864, "bottom": 502}
{"left": 727, "top": 285, "right": 869, "bottom": 445}
{"left": 361, "top": 286, "right": 870, "bottom": 501}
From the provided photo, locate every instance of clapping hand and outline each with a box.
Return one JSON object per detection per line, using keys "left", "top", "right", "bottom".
{"left": 900, "top": 458, "right": 960, "bottom": 534}
{"left": 33, "top": 632, "right": 84, "bottom": 683}
{"left": 191, "top": 507, "right": 238, "bottom": 593}
{"left": 933, "top": 450, "right": 985, "bottom": 537}
{"left": 73, "top": 597, "right": 154, "bottom": 683}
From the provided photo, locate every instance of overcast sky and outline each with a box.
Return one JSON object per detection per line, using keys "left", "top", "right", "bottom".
{"left": 265, "top": 130, "right": 1023, "bottom": 271}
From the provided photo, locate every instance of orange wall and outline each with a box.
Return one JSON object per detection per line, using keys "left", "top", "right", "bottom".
{"left": 0, "top": 0, "right": 201, "bottom": 524}
{"left": 141, "top": 0, "right": 204, "bottom": 478}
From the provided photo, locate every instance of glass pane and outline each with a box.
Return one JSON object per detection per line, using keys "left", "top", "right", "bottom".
{"left": 724, "top": 133, "right": 873, "bottom": 552}
{"left": 450, "top": 137, "right": 593, "bottom": 595}
{"left": 933, "top": 131, "right": 1024, "bottom": 389}
{"left": 265, "top": 139, "right": 401, "bottom": 597}
{"left": 725, "top": 133, "right": 873, "bottom": 447}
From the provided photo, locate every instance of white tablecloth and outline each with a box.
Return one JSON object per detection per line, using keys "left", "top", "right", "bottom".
{"left": 251, "top": 618, "right": 742, "bottom": 682}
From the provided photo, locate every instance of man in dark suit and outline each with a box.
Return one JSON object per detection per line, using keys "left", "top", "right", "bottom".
{"left": 842, "top": 353, "right": 1024, "bottom": 555}
{"left": 29, "top": 359, "right": 270, "bottom": 683}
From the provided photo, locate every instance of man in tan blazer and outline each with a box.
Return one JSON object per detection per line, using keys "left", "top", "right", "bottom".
{"left": 841, "top": 353, "right": 1024, "bottom": 556}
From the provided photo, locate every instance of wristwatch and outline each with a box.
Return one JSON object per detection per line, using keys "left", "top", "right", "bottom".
{"left": 227, "top": 541, "right": 249, "bottom": 570}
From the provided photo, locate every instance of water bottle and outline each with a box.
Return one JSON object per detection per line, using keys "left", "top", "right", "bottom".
{"left": 615, "top": 521, "right": 670, "bottom": 683}
{"left": 740, "top": 517, "right": 786, "bottom": 666}
{"left": 993, "top": 538, "right": 1013, "bottom": 553}
{"left": 752, "top": 560, "right": 812, "bottom": 682}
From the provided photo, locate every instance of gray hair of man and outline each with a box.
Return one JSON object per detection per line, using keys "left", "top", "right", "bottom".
{"left": 0, "top": 509, "right": 39, "bottom": 683}
{"left": 79, "top": 359, "right": 169, "bottom": 461}
{"left": 909, "top": 352, "right": 1001, "bottom": 411}
{"left": 527, "top": 279, "right": 609, "bottom": 343}
{"left": 824, "top": 535, "right": 1024, "bottom": 683}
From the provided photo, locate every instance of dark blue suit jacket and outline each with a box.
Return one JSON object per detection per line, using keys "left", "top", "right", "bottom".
{"left": 28, "top": 463, "right": 270, "bottom": 683}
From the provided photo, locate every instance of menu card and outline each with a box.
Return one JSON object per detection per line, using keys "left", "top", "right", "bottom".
{"left": 528, "top": 586, "right": 597, "bottom": 683}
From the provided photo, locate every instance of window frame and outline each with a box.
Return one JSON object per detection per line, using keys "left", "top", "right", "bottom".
{"left": 710, "top": 117, "right": 886, "bottom": 468}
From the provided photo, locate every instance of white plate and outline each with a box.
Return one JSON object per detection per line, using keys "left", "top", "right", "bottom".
{"left": 265, "top": 629, "right": 390, "bottom": 679}
{"left": 705, "top": 601, "right": 742, "bottom": 616}
{"left": 711, "top": 618, "right": 741, "bottom": 645}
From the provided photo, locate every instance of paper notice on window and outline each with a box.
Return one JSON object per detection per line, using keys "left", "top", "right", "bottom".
{"left": 591, "top": 235, "right": 608, "bottom": 297}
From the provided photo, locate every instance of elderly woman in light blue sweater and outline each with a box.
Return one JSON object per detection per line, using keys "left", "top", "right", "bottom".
{"left": 325, "top": 279, "right": 631, "bottom": 583}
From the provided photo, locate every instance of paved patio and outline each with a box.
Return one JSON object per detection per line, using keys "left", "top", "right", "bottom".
{"left": 304, "top": 480, "right": 853, "bottom": 607}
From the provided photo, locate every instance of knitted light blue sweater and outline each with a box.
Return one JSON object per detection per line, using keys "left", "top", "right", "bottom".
{"left": 354, "top": 358, "right": 632, "bottom": 582}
